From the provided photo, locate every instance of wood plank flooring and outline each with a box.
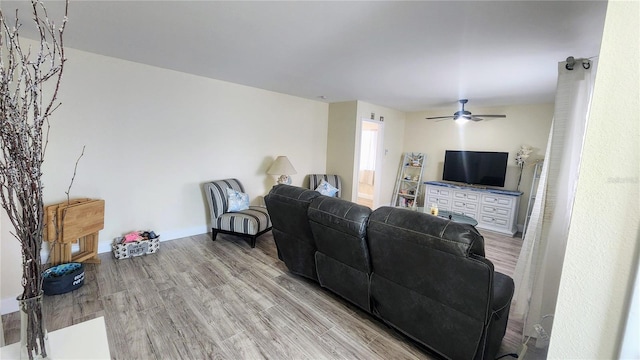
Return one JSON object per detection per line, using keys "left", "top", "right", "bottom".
{"left": 2, "top": 230, "right": 547, "bottom": 359}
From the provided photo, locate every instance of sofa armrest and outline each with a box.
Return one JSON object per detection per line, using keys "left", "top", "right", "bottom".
{"left": 492, "top": 272, "right": 515, "bottom": 318}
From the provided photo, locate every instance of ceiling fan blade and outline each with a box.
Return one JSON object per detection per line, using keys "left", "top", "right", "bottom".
{"left": 426, "top": 116, "right": 454, "bottom": 120}
{"left": 426, "top": 100, "right": 506, "bottom": 122}
{"left": 475, "top": 114, "right": 507, "bottom": 118}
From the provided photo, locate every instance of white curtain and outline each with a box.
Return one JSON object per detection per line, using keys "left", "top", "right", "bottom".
{"left": 359, "top": 129, "right": 377, "bottom": 186}
{"left": 360, "top": 129, "right": 377, "bottom": 170}
{"left": 512, "top": 58, "right": 594, "bottom": 337}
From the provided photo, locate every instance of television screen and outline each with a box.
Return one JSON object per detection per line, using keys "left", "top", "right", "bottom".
{"left": 442, "top": 150, "right": 509, "bottom": 187}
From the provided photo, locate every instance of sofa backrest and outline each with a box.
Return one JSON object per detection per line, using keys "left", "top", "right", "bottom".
{"left": 309, "top": 196, "right": 372, "bottom": 271}
{"left": 367, "top": 206, "right": 494, "bottom": 360}
{"left": 308, "top": 196, "right": 372, "bottom": 311}
{"left": 264, "top": 184, "right": 321, "bottom": 281}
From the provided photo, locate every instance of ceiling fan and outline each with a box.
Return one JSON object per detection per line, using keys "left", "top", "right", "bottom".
{"left": 426, "top": 99, "right": 506, "bottom": 122}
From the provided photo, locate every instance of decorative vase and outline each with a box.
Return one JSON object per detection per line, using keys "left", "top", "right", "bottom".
{"left": 18, "top": 292, "right": 50, "bottom": 360}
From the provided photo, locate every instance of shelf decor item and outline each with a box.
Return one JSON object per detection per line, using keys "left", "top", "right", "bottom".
{"left": 0, "top": 1, "right": 69, "bottom": 358}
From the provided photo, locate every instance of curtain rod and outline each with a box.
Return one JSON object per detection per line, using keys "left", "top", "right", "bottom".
{"left": 565, "top": 56, "right": 591, "bottom": 70}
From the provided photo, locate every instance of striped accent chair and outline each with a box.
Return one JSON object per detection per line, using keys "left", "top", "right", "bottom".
{"left": 308, "top": 174, "right": 342, "bottom": 197}
{"left": 204, "top": 179, "right": 272, "bottom": 248}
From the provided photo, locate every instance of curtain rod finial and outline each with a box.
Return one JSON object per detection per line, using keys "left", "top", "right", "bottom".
{"left": 565, "top": 56, "right": 576, "bottom": 70}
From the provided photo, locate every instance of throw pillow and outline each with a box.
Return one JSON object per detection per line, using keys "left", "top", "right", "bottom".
{"left": 315, "top": 179, "right": 339, "bottom": 197}
{"left": 226, "top": 188, "right": 250, "bottom": 212}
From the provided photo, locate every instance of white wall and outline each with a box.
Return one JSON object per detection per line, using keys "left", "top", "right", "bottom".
{"left": 327, "top": 101, "right": 358, "bottom": 201}
{"left": 549, "top": 1, "right": 639, "bottom": 358}
{"left": 404, "top": 104, "right": 553, "bottom": 226}
{"left": 0, "top": 44, "right": 329, "bottom": 314}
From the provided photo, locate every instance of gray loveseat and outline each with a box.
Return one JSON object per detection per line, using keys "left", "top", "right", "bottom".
{"left": 264, "top": 184, "right": 514, "bottom": 360}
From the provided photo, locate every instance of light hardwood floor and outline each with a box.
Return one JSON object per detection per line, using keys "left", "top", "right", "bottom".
{"left": 2, "top": 230, "right": 547, "bottom": 359}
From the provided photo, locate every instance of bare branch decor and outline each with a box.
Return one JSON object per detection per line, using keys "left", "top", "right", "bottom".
{"left": 0, "top": 1, "right": 68, "bottom": 358}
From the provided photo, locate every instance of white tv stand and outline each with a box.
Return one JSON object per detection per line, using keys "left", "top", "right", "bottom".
{"left": 424, "top": 181, "right": 522, "bottom": 237}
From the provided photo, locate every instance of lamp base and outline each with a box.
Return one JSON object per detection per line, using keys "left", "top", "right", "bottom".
{"left": 276, "top": 175, "right": 292, "bottom": 185}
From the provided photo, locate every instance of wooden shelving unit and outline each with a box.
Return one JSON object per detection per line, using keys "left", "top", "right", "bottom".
{"left": 391, "top": 153, "right": 425, "bottom": 210}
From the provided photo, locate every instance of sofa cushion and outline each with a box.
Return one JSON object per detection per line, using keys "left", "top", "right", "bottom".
{"left": 216, "top": 206, "right": 270, "bottom": 235}
{"left": 226, "top": 187, "right": 250, "bottom": 212}
{"left": 315, "top": 179, "right": 339, "bottom": 197}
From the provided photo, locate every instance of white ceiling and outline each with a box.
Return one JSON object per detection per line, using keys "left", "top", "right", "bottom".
{"left": 2, "top": 1, "right": 608, "bottom": 112}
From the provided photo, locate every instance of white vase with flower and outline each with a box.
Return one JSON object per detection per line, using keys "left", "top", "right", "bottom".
{"left": 515, "top": 145, "right": 533, "bottom": 191}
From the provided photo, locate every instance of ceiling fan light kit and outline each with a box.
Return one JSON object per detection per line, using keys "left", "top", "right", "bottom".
{"left": 427, "top": 99, "right": 507, "bottom": 122}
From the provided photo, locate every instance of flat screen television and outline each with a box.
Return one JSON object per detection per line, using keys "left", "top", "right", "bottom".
{"left": 442, "top": 150, "right": 509, "bottom": 187}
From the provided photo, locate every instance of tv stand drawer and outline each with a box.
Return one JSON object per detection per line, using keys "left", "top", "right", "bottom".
{"left": 427, "top": 196, "right": 450, "bottom": 210}
{"left": 479, "top": 215, "right": 510, "bottom": 229}
{"left": 482, "top": 194, "right": 513, "bottom": 207}
{"left": 452, "top": 200, "right": 478, "bottom": 212}
{"left": 480, "top": 205, "right": 510, "bottom": 217}
{"left": 427, "top": 187, "right": 451, "bottom": 197}
{"left": 453, "top": 191, "right": 479, "bottom": 202}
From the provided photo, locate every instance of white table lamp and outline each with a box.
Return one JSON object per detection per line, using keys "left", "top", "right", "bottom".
{"left": 267, "top": 156, "right": 297, "bottom": 185}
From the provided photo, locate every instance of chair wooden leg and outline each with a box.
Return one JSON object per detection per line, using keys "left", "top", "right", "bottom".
{"left": 211, "top": 229, "right": 217, "bottom": 241}
{"left": 250, "top": 235, "right": 257, "bottom": 248}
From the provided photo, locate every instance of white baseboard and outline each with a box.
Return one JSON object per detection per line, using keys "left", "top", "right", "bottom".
{"left": 1, "top": 225, "right": 209, "bottom": 315}
{"left": 96, "top": 225, "right": 208, "bottom": 254}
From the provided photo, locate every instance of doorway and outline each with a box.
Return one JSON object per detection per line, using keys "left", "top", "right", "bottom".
{"left": 356, "top": 119, "right": 384, "bottom": 208}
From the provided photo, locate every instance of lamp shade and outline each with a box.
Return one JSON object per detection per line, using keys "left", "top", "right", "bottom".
{"left": 267, "top": 156, "right": 297, "bottom": 176}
